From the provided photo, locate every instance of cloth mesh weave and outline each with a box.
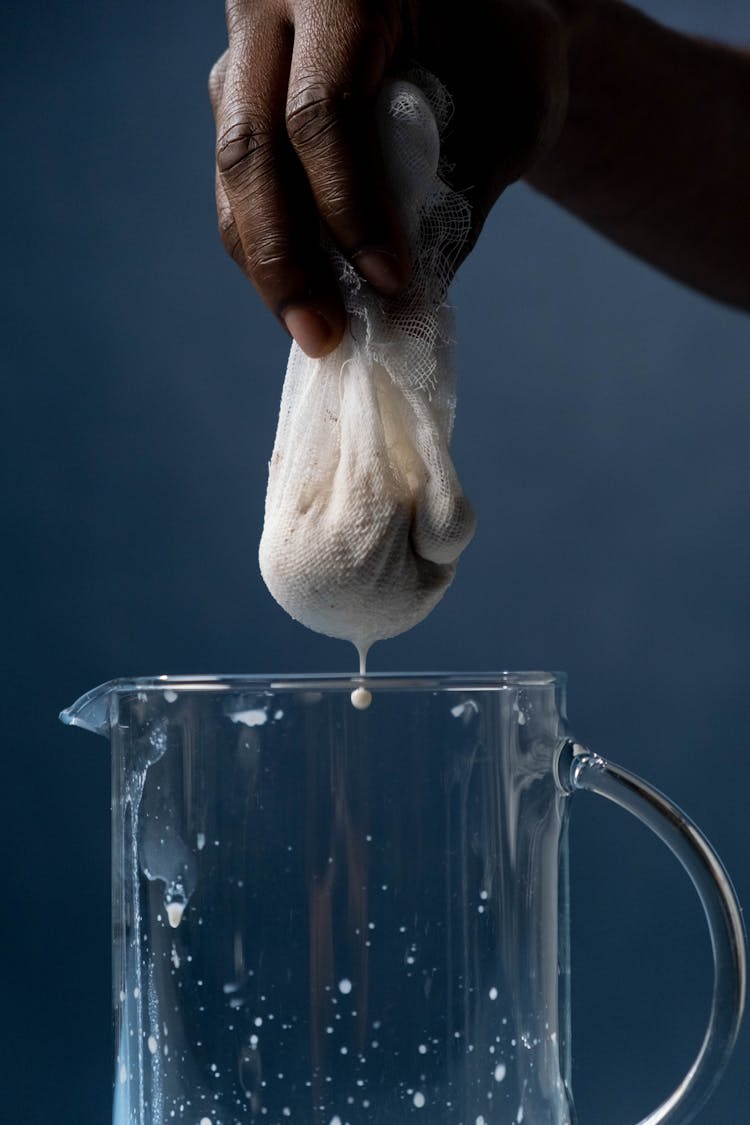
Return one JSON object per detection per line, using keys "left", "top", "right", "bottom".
{"left": 259, "top": 77, "right": 476, "bottom": 660}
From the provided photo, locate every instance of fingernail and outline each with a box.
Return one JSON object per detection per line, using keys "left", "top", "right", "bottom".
{"left": 281, "top": 306, "right": 335, "bottom": 358}
{"left": 353, "top": 248, "right": 405, "bottom": 296}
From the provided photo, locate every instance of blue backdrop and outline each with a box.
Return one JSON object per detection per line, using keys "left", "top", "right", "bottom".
{"left": 3, "top": 2, "right": 748, "bottom": 1122}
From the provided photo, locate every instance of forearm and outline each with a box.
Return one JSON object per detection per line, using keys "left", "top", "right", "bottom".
{"left": 529, "top": 1, "right": 750, "bottom": 309}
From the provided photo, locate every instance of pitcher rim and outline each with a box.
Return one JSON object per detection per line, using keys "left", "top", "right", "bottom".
{"left": 67, "top": 669, "right": 565, "bottom": 697}
{"left": 60, "top": 670, "right": 567, "bottom": 733}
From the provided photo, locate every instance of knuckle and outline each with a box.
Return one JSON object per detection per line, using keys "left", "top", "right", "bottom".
{"left": 216, "top": 115, "right": 273, "bottom": 177}
{"left": 285, "top": 83, "right": 350, "bottom": 151}
{"left": 246, "top": 235, "right": 292, "bottom": 283}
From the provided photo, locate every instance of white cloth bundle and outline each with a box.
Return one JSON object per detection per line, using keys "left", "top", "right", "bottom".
{"left": 259, "top": 77, "right": 476, "bottom": 666}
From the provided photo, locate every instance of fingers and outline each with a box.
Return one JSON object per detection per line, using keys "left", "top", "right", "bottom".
{"left": 211, "top": 9, "right": 347, "bottom": 357}
{"left": 286, "top": 0, "right": 410, "bottom": 294}
{"left": 210, "top": 0, "right": 571, "bottom": 349}
{"left": 211, "top": 0, "right": 415, "bottom": 356}
{"left": 210, "top": 55, "right": 246, "bottom": 268}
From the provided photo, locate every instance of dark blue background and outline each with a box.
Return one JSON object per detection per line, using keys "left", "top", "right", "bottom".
{"left": 3, "top": 2, "right": 748, "bottom": 1121}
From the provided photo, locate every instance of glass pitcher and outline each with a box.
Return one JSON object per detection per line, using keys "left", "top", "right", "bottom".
{"left": 61, "top": 672, "right": 746, "bottom": 1125}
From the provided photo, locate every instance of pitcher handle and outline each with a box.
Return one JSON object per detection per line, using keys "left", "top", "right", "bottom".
{"left": 561, "top": 742, "right": 746, "bottom": 1125}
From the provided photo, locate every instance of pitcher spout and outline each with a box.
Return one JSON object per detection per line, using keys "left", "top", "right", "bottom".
{"left": 60, "top": 679, "right": 119, "bottom": 736}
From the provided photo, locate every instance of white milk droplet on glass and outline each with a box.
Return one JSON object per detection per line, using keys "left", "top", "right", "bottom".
{"left": 489, "top": 986, "right": 498, "bottom": 1000}
{"left": 338, "top": 978, "right": 353, "bottom": 995}
{"left": 147, "top": 1036, "right": 157, "bottom": 1055}
{"left": 494, "top": 1063, "right": 507, "bottom": 1082}
{"left": 119, "top": 1064, "right": 128, "bottom": 1085}
{"left": 164, "top": 689, "right": 178, "bottom": 703}
{"left": 167, "top": 901, "right": 185, "bottom": 928}
{"left": 413, "top": 1091, "right": 426, "bottom": 1108}
{"left": 196, "top": 832, "right": 206, "bottom": 851}
{"left": 200, "top": 1118, "right": 213, "bottom": 1125}
{"left": 350, "top": 687, "right": 372, "bottom": 710}
{"left": 450, "top": 698, "right": 479, "bottom": 723}
{"left": 229, "top": 708, "right": 267, "bottom": 727}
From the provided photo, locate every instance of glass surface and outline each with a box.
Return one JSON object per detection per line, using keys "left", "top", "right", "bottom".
{"left": 61, "top": 673, "right": 745, "bottom": 1125}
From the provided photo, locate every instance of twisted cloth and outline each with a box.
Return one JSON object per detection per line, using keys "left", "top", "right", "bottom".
{"left": 259, "top": 77, "right": 476, "bottom": 664}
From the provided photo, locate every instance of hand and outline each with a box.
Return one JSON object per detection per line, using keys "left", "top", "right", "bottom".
{"left": 209, "top": 0, "right": 583, "bottom": 357}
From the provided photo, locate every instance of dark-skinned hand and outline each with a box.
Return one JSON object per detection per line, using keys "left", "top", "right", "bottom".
{"left": 209, "top": 0, "right": 586, "bottom": 357}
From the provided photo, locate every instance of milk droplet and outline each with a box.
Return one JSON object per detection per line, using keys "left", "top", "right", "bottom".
{"left": 167, "top": 901, "right": 185, "bottom": 928}
{"left": 147, "top": 1036, "right": 157, "bottom": 1055}
{"left": 164, "top": 690, "right": 178, "bottom": 703}
{"left": 494, "top": 1062, "right": 507, "bottom": 1082}
{"left": 338, "top": 978, "right": 353, "bottom": 995}
{"left": 350, "top": 645, "right": 372, "bottom": 707}
{"left": 413, "top": 1091, "right": 426, "bottom": 1108}
{"left": 200, "top": 1118, "right": 213, "bottom": 1125}
{"left": 229, "top": 708, "right": 267, "bottom": 727}
{"left": 350, "top": 687, "right": 372, "bottom": 710}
